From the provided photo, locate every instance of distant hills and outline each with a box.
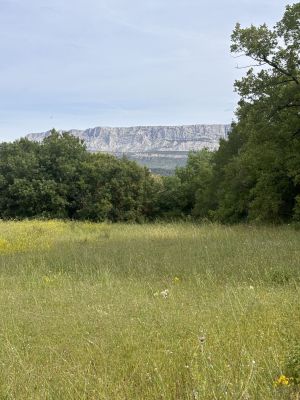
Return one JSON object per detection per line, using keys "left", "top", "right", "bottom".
{"left": 27, "top": 124, "right": 231, "bottom": 174}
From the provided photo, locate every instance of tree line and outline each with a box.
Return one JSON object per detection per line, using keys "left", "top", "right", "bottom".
{"left": 0, "top": 3, "right": 299, "bottom": 223}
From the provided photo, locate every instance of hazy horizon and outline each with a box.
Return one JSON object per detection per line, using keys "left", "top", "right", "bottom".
{"left": 0, "top": 0, "right": 293, "bottom": 142}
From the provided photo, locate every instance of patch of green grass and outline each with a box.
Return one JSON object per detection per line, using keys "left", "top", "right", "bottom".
{"left": 0, "top": 221, "right": 299, "bottom": 399}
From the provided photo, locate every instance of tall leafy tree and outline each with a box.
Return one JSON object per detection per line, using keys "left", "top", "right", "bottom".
{"left": 213, "top": 3, "right": 300, "bottom": 222}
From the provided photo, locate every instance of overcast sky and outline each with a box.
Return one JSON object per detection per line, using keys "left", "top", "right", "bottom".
{"left": 0, "top": 0, "right": 293, "bottom": 141}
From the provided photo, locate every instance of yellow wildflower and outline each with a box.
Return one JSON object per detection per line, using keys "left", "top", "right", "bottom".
{"left": 274, "top": 374, "right": 290, "bottom": 387}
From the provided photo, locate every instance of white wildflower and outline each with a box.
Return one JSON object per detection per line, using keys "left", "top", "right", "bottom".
{"left": 160, "top": 289, "right": 169, "bottom": 299}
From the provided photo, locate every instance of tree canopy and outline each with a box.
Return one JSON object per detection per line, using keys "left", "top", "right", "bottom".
{"left": 154, "top": 3, "right": 300, "bottom": 223}
{"left": 215, "top": 2, "right": 300, "bottom": 222}
{"left": 0, "top": 130, "right": 157, "bottom": 222}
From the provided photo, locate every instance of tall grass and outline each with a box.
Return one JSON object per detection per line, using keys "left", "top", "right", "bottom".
{"left": 0, "top": 221, "right": 299, "bottom": 399}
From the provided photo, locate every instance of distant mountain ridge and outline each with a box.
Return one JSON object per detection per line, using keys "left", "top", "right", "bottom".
{"left": 26, "top": 124, "right": 231, "bottom": 173}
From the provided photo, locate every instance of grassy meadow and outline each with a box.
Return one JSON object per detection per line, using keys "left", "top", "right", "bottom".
{"left": 0, "top": 220, "right": 299, "bottom": 399}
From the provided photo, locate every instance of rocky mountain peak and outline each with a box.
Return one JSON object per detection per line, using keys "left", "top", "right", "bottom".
{"left": 26, "top": 124, "right": 231, "bottom": 173}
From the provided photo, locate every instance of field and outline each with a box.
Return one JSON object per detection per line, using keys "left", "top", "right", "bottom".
{"left": 0, "top": 221, "right": 299, "bottom": 399}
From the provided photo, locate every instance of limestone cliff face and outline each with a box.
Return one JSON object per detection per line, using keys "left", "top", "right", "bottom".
{"left": 26, "top": 124, "right": 231, "bottom": 173}
{"left": 27, "top": 124, "right": 230, "bottom": 152}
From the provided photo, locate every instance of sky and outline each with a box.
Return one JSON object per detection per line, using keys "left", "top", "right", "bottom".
{"left": 0, "top": 0, "right": 293, "bottom": 141}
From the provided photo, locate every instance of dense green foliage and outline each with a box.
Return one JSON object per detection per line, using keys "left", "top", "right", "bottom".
{"left": 213, "top": 2, "right": 300, "bottom": 223}
{"left": 156, "top": 150, "right": 213, "bottom": 219}
{"left": 158, "top": 3, "right": 300, "bottom": 223}
{"left": 0, "top": 131, "right": 156, "bottom": 222}
{"left": 0, "top": 4, "right": 299, "bottom": 223}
